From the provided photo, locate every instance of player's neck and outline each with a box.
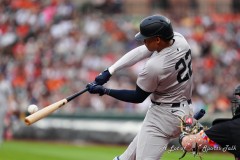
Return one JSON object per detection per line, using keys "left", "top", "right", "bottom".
{"left": 157, "top": 39, "right": 174, "bottom": 52}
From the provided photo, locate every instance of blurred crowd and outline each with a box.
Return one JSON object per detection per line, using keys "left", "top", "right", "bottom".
{"left": 0, "top": 0, "right": 240, "bottom": 118}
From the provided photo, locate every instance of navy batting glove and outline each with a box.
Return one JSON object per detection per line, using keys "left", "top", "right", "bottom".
{"left": 95, "top": 69, "right": 112, "bottom": 85}
{"left": 86, "top": 83, "right": 110, "bottom": 96}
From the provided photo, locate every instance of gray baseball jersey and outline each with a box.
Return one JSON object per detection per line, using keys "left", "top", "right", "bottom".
{"left": 137, "top": 32, "right": 193, "bottom": 103}
{"left": 112, "top": 32, "right": 194, "bottom": 160}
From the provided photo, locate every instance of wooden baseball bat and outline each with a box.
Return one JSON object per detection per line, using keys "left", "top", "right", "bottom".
{"left": 25, "top": 88, "right": 88, "bottom": 126}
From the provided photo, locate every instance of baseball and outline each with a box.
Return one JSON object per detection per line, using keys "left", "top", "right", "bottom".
{"left": 27, "top": 104, "right": 39, "bottom": 114}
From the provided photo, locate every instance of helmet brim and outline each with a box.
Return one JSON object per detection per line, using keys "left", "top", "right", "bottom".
{"left": 135, "top": 32, "right": 149, "bottom": 41}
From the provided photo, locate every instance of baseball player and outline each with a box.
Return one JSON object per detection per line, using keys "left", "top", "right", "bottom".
{"left": 180, "top": 85, "right": 240, "bottom": 160}
{"left": 87, "top": 14, "right": 194, "bottom": 160}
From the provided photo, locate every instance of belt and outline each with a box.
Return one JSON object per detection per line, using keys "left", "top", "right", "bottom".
{"left": 151, "top": 99, "right": 192, "bottom": 107}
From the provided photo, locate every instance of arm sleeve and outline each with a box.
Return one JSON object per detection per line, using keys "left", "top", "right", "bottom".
{"left": 107, "top": 85, "right": 151, "bottom": 103}
{"left": 108, "top": 45, "right": 152, "bottom": 74}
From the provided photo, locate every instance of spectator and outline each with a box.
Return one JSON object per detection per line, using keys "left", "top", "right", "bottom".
{"left": 0, "top": 69, "right": 16, "bottom": 144}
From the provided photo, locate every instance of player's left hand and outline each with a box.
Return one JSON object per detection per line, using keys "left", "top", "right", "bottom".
{"left": 86, "top": 83, "right": 108, "bottom": 96}
{"left": 95, "top": 69, "right": 112, "bottom": 85}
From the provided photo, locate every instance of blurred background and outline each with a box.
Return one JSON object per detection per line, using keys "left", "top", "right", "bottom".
{"left": 0, "top": 0, "right": 240, "bottom": 154}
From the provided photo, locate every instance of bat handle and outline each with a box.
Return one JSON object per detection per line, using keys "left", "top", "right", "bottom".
{"left": 66, "top": 88, "right": 88, "bottom": 102}
{"left": 66, "top": 82, "right": 97, "bottom": 102}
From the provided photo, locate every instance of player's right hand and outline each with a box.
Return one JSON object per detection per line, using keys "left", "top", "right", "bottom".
{"left": 86, "top": 83, "right": 108, "bottom": 96}
{"left": 95, "top": 69, "right": 112, "bottom": 85}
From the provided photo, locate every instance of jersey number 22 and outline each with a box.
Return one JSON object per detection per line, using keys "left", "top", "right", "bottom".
{"left": 175, "top": 49, "right": 192, "bottom": 83}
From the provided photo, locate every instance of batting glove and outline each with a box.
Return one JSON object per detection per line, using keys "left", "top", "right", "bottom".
{"left": 86, "top": 83, "right": 110, "bottom": 96}
{"left": 95, "top": 69, "right": 112, "bottom": 85}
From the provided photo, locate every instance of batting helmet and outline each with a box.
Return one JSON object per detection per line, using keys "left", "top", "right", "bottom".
{"left": 135, "top": 15, "right": 174, "bottom": 41}
{"left": 231, "top": 85, "right": 240, "bottom": 116}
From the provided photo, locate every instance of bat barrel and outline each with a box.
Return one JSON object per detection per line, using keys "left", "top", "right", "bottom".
{"left": 25, "top": 88, "right": 88, "bottom": 126}
{"left": 24, "top": 99, "right": 67, "bottom": 125}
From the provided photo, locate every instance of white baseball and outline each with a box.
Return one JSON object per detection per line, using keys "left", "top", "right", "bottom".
{"left": 28, "top": 104, "right": 39, "bottom": 114}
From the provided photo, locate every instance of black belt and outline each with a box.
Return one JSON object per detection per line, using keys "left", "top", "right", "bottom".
{"left": 151, "top": 99, "right": 192, "bottom": 107}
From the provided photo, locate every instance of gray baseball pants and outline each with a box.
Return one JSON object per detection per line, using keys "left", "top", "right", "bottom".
{"left": 116, "top": 101, "right": 193, "bottom": 160}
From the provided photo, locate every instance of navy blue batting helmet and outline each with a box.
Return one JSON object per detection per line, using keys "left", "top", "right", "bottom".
{"left": 135, "top": 15, "right": 174, "bottom": 41}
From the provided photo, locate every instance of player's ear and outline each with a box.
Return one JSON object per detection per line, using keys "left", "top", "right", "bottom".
{"left": 156, "top": 37, "right": 161, "bottom": 43}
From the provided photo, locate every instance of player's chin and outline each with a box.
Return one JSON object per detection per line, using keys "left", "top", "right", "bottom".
{"left": 145, "top": 45, "right": 156, "bottom": 52}
{"left": 145, "top": 47, "right": 155, "bottom": 52}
